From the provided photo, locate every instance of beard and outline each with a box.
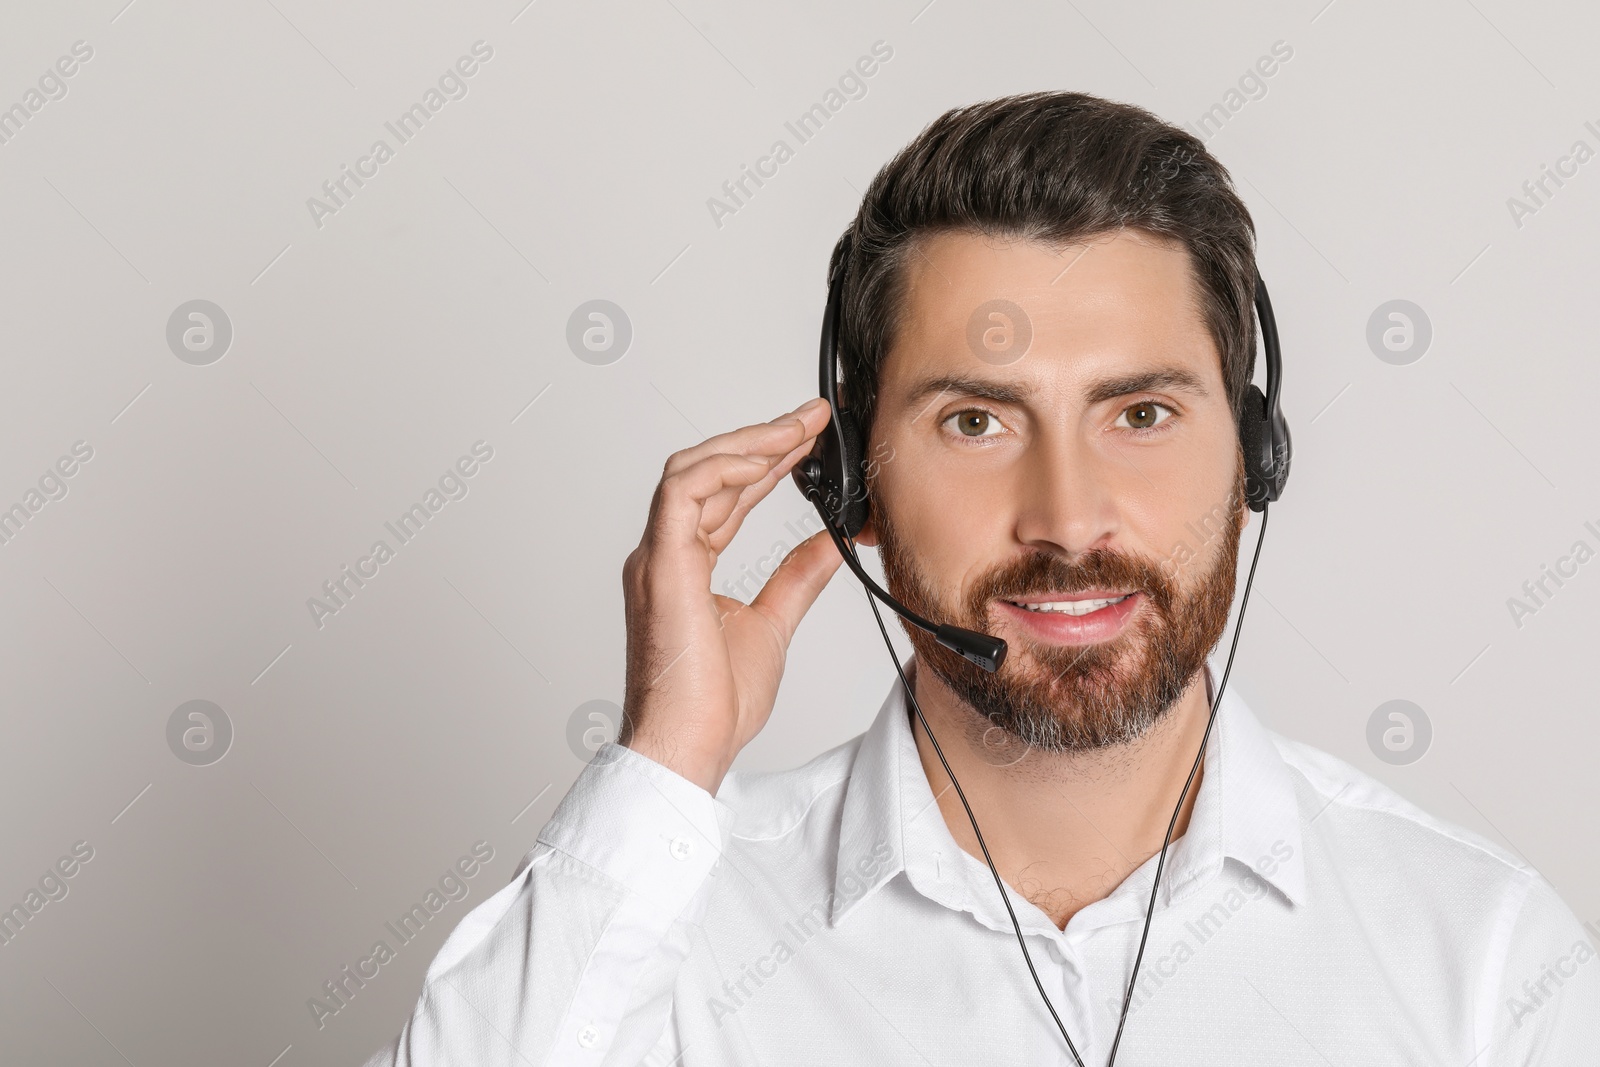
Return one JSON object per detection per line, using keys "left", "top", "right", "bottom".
{"left": 874, "top": 458, "right": 1247, "bottom": 755}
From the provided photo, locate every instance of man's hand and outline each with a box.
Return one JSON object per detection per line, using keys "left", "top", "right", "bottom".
{"left": 618, "top": 397, "right": 843, "bottom": 794}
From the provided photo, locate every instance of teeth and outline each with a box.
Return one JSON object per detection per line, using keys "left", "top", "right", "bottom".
{"left": 1014, "top": 594, "right": 1132, "bottom": 617}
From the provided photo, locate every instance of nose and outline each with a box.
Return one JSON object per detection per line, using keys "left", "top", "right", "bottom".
{"left": 1010, "top": 424, "right": 1126, "bottom": 558}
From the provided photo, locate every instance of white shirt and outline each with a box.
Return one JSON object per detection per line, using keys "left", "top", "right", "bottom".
{"left": 364, "top": 656, "right": 1600, "bottom": 1065}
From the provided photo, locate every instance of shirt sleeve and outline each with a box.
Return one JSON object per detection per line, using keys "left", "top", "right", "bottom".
{"left": 361, "top": 742, "right": 736, "bottom": 1067}
{"left": 1482, "top": 870, "right": 1600, "bottom": 1066}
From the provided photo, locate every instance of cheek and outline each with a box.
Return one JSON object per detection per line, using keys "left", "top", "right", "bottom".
{"left": 1133, "top": 439, "right": 1241, "bottom": 571}
{"left": 1117, "top": 439, "right": 1237, "bottom": 537}
{"left": 874, "top": 434, "right": 1011, "bottom": 571}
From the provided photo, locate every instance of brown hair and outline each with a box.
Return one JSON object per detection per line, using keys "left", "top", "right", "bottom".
{"left": 833, "top": 90, "right": 1258, "bottom": 440}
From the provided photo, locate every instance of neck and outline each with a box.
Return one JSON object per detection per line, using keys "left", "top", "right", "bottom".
{"left": 908, "top": 658, "right": 1213, "bottom": 930}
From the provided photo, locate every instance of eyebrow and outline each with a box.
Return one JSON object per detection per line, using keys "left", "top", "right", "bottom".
{"left": 904, "top": 367, "right": 1210, "bottom": 411}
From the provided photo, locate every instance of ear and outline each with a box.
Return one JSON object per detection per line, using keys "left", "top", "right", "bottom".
{"left": 854, "top": 510, "right": 879, "bottom": 548}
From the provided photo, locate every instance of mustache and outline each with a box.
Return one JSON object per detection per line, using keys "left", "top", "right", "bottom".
{"left": 966, "top": 547, "right": 1176, "bottom": 617}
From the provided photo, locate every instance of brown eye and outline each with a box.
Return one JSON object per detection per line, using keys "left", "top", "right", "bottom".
{"left": 951, "top": 410, "right": 1001, "bottom": 437}
{"left": 1118, "top": 401, "right": 1172, "bottom": 431}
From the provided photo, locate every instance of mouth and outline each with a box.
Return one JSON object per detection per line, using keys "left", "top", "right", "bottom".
{"left": 994, "top": 590, "right": 1143, "bottom": 645}
{"left": 1004, "top": 592, "right": 1135, "bottom": 617}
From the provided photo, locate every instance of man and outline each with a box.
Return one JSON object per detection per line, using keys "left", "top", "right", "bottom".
{"left": 366, "top": 92, "right": 1598, "bottom": 1065}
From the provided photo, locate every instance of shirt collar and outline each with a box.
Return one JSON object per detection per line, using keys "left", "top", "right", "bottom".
{"left": 830, "top": 654, "right": 1306, "bottom": 931}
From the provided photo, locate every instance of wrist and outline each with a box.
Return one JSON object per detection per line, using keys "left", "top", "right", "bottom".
{"left": 620, "top": 730, "right": 730, "bottom": 795}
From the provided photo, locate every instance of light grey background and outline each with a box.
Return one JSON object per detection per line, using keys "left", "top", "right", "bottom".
{"left": 1, "top": 0, "right": 1595, "bottom": 1063}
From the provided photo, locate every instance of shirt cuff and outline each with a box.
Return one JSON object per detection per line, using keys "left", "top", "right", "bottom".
{"left": 537, "top": 742, "right": 735, "bottom": 902}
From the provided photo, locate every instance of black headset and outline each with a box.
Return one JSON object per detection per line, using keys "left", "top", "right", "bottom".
{"left": 790, "top": 227, "right": 1290, "bottom": 1067}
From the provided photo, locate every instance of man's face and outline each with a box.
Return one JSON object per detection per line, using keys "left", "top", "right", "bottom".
{"left": 862, "top": 229, "right": 1248, "bottom": 753}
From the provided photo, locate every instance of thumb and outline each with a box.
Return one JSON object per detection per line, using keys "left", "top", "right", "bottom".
{"left": 748, "top": 529, "right": 844, "bottom": 645}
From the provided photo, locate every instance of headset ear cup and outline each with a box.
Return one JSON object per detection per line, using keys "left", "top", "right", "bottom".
{"left": 837, "top": 410, "right": 871, "bottom": 538}
{"left": 1239, "top": 384, "right": 1271, "bottom": 513}
{"left": 807, "top": 407, "right": 871, "bottom": 538}
{"left": 1268, "top": 404, "right": 1292, "bottom": 503}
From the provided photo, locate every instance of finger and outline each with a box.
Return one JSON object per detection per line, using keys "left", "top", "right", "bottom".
{"left": 704, "top": 434, "right": 820, "bottom": 553}
{"left": 662, "top": 410, "right": 816, "bottom": 481}
{"left": 689, "top": 421, "right": 830, "bottom": 548}
{"left": 651, "top": 452, "right": 774, "bottom": 552}
{"left": 662, "top": 398, "right": 831, "bottom": 477}
{"left": 748, "top": 530, "right": 845, "bottom": 647}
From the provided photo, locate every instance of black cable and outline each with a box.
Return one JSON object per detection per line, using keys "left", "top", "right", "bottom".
{"left": 845, "top": 502, "right": 1270, "bottom": 1066}
{"left": 1104, "top": 502, "right": 1269, "bottom": 1064}
{"left": 848, "top": 535, "right": 1089, "bottom": 1067}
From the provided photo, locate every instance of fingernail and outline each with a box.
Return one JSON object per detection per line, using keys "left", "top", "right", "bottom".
{"left": 772, "top": 398, "right": 823, "bottom": 424}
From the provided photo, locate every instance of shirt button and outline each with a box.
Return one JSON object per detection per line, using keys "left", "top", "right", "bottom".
{"left": 577, "top": 1023, "right": 599, "bottom": 1048}
{"left": 669, "top": 837, "right": 694, "bottom": 860}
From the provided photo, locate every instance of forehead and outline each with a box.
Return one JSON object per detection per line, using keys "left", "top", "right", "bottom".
{"left": 879, "top": 229, "right": 1222, "bottom": 404}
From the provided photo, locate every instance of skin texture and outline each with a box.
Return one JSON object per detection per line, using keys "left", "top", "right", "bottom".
{"left": 620, "top": 227, "right": 1248, "bottom": 931}
{"left": 859, "top": 229, "right": 1248, "bottom": 927}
